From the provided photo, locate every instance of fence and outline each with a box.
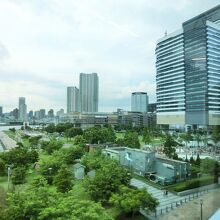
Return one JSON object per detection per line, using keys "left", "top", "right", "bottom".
{"left": 153, "top": 189, "right": 209, "bottom": 217}
{"left": 140, "top": 189, "right": 210, "bottom": 218}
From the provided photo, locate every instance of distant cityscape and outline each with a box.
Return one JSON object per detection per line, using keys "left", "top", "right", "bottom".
{"left": 0, "top": 72, "right": 155, "bottom": 128}
{"left": 0, "top": 5, "right": 220, "bottom": 131}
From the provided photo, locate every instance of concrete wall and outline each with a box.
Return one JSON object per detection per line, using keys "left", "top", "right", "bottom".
{"left": 155, "top": 157, "right": 188, "bottom": 180}
{"left": 119, "top": 148, "right": 155, "bottom": 174}
{"left": 157, "top": 114, "right": 185, "bottom": 125}
{"left": 209, "top": 113, "right": 220, "bottom": 125}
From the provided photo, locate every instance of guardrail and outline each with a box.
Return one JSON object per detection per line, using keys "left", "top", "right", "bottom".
{"left": 142, "top": 189, "right": 209, "bottom": 218}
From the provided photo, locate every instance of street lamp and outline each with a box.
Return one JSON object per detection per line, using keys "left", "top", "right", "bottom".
{"left": 200, "top": 199, "right": 203, "bottom": 220}
{"left": 7, "top": 166, "right": 11, "bottom": 190}
{"left": 48, "top": 167, "right": 53, "bottom": 185}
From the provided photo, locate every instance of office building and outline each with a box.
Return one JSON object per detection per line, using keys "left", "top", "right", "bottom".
{"left": 79, "top": 73, "right": 99, "bottom": 113}
{"left": 131, "top": 92, "right": 148, "bottom": 113}
{"left": 39, "top": 109, "right": 46, "bottom": 119}
{"left": 156, "top": 5, "right": 220, "bottom": 127}
{"left": 12, "top": 108, "right": 19, "bottom": 120}
{"left": 67, "top": 86, "right": 80, "bottom": 113}
{"left": 48, "top": 109, "right": 54, "bottom": 118}
{"left": 18, "top": 97, "right": 27, "bottom": 122}
{"left": 57, "top": 108, "right": 64, "bottom": 117}
{"left": 148, "top": 103, "right": 156, "bottom": 113}
{"left": 28, "top": 110, "right": 33, "bottom": 119}
{"left": 0, "top": 106, "right": 2, "bottom": 117}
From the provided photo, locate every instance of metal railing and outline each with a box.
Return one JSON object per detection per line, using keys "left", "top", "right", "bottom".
{"left": 153, "top": 189, "right": 209, "bottom": 217}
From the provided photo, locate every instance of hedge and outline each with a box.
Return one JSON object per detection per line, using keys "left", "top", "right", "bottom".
{"left": 174, "top": 176, "right": 215, "bottom": 192}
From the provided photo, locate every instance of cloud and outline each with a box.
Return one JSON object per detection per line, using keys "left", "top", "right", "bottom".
{"left": 0, "top": 0, "right": 219, "bottom": 112}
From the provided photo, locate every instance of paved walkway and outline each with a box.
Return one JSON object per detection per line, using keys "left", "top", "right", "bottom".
{"left": 130, "top": 178, "right": 210, "bottom": 219}
{"left": 0, "top": 131, "right": 17, "bottom": 150}
{"left": 159, "top": 187, "right": 220, "bottom": 220}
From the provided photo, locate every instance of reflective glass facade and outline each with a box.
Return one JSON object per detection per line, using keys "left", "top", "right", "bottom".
{"left": 156, "top": 30, "right": 185, "bottom": 113}
{"left": 156, "top": 5, "right": 220, "bottom": 126}
{"left": 131, "top": 92, "right": 149, "bottom": 113}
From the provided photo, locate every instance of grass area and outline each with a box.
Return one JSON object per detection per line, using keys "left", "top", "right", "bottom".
{"left": 0, "top": 176, "right": 8, "bottom": 191}
{"left": 22, "top": 138, "right": 30, "bottom": 148}
{"left": 3, "top": 130, "right": 16, "bottom": 140}
{"left": 116, "top": 132, "right": 124, "bottom": 139}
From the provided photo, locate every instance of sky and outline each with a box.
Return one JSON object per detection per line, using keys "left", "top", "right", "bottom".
{"left": 0, "top": 0, "right": 219, "bottom": 113}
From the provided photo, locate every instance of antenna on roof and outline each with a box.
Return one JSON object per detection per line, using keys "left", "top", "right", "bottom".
{"left": 165, "top": 30, "right": 167, "bottom": 36}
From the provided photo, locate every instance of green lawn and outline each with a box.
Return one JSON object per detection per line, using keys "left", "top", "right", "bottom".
{"left": 0, "top": 176, "right": 8, "bottom": 191}
{"left": 3, "top": 130, "right": 16, "bottom": 140}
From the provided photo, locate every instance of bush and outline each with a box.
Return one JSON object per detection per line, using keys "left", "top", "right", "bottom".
{"left": 174, "top": 176, "right": 215, "bottom": 192}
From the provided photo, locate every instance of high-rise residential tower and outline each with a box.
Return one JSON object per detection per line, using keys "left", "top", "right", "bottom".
{"left": 18, "top": 97, "right": 27, "bottom": 122}
{"left": 67, "top": 86, "right": 80, "bottom": 113}
{"left": 79, "top": 73, "right": 99, "bottom": 113}
{"left": 156, "top": 5, "right": 220, "bottom": 127}
{"left": 131, "top": 92, "right": 149, "bottom": 113}
{"left": 0, "top": 106, "right": 2, "bottom": 117}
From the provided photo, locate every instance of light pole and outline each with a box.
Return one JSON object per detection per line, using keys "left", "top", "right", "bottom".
{"left": 200, "top": 199, "right": 203, "bottom": 220}
{"left": 48, "top": 167, "right": 53, "bottom": 185}
{"left": 7, "top": 166, "right": 11, "bottom": 190}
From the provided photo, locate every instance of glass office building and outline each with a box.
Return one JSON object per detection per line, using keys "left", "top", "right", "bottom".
{"left": 156, "top": 5, "right": 220, "bottom": 127}
{"left": 131, "top": 92, "right": 149, "bottom": 113}
{"left": 67, "top": 86, "right": 80, "bottom": 113}
{"left": 79, "top": 73, "right": 99, "bottom": 113}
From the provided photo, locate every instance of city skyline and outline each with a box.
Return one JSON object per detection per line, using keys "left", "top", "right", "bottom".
{"left": 0, "top": 1, "right": 219, "bottom": 112}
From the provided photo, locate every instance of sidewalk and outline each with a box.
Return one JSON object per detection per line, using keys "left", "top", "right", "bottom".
{"left": 159, "top": 187, "right": 220, "bottom": 220}
{"left": 130, "top": 178, "right": 213, "bottom": 219}
{"left": 0, "top": 131, "right": 17, "bottom": 150}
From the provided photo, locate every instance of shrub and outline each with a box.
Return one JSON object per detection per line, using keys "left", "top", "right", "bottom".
{"left": 174, "top": 176, "right": 215, "bottom": 192}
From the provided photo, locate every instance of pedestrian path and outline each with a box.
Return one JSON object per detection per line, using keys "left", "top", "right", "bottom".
{"left": 0, "top": 131, "right": 17, "bottom": 150}
{"left": 131, "top": 178, "right": 180, "bottom": 210}
{"left": 130, "top": 178, "right": 210, "bottom": 219}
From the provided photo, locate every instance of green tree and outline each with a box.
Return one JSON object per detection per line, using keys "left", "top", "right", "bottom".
{"left": 41, "top": 139, "right": 63, "bottom": 154}
{"left": 73, "top": 135, "right": 86, "bottom": 147}
{"left": 81, "top": 149, "right": 104, "bottom": 171}
{"left": 86, "top": 159, "right": 131, "bottom": 202}
{"left": 142, "top": 128, "right": 152, "bottom": 145}
{"left": 0, "top": 158, "right": 6, "bottom": 176}
{"left": 163, "top": 134, "right": 177, "bottom": 159}
{"left": 64, "top": 146, "right": 85, "bottom": 164}
{"left": 28, "top": 136, "right": 42, "bottom": 149}
{"left": 11, "top": 166, "right": 27, "bottom": 185}
{"left": 70, "top": 200, "right": 113, "bottom": 220}
{"left": 195, "top": 154, "right": 201, "bottom": 166}
{"left": 45, "top": 123, "right": 56, "bottom": 133}
{"left": 0, "top": 147, "right": 38, "bottom": 169}
{"left": 65, "top": 128, "right": 83, "bottom": 140}
{"left": 180, "top": 131, "right": 193, "bottom": 147}
{"left": 124, "top": 131, "right": 140, "bottom": 148}
{"left": 109, "top": 185, "right": 158, "bottom": 217}
{"left": 83, "top": 127, "right": 116, "bottom": 144}
{"left": 54, "top": 166, "right": 74, "bottom": 193}
{"left": 201, "top": 158, "right": 220, "bottom": 179}
{"left": 189, "top": 156, "right": 195, "bottom": 165}
{"left": 195, "top": 132, "right": 202, "bottom": 148}
{"left": 211, "top": 126, "right": 220, "bottom": 152}
{"left": 40, "top": 156, "right": 62, "bottom": 184}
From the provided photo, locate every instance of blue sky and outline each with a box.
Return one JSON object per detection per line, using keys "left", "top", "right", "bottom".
{"left": 0, "top": 0, "right": 219, "bottom": 113}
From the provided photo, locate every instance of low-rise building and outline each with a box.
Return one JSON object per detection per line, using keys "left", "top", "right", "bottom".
{"left": 103, "top": 147, "right": 190, "bottom": 185}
